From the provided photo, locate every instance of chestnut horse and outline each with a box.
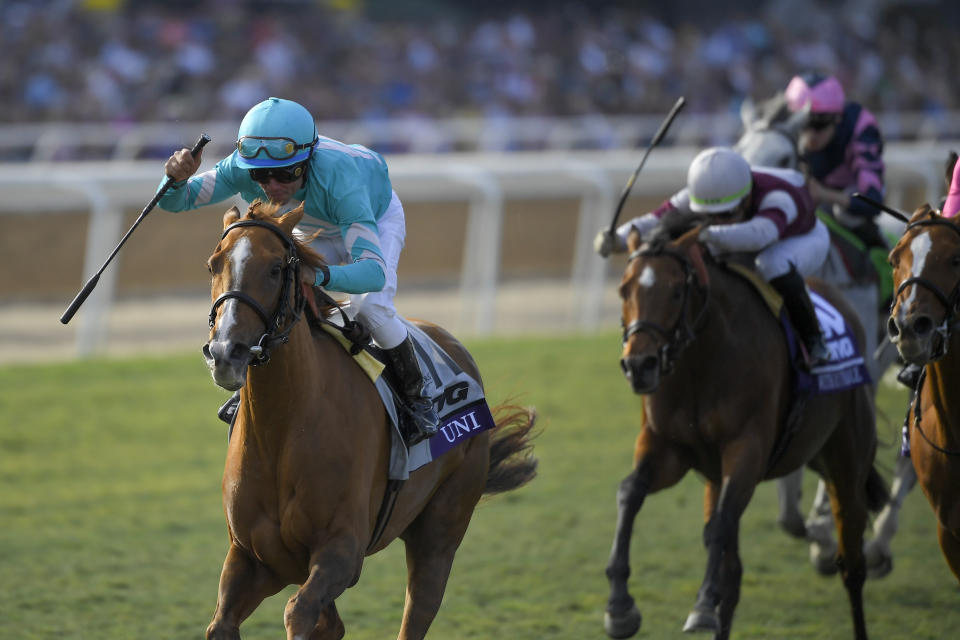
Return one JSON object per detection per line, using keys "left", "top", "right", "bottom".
{"left": 604, "top": 222, "right": 887, "bottom": 640}
{"left": 201, "top": 201, "right": 538, "bottom": 639}
{"left": 887, "top": 204, "right": 960, "bottom": 584}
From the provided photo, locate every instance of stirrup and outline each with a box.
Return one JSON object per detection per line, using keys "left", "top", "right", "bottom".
{"left": 402, "top": 399, "right": 439, "bottom": 446}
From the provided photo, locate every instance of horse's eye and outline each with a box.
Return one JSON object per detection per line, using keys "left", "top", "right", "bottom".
{"left": 952, "top": 254, "right": 960, "bottom": 268}
{"left": 270, "top": 263, "right": 283, "bottom": 278}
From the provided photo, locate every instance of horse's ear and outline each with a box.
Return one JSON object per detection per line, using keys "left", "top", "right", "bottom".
{"left": 909, "top": 203, "right": 935, "bottom": 223}
{"left": 223, "top": 206, "right": 241, "bottom": 229}
{"left": 626, "top": 226, "right": 643, "bottom": 252}
{"left": 945, "top": 151, "right": 958, "bottom": 188}
{"left": 782, "top": 106, "right": 808, "bottom": 138}
{"left": 276, "top": 203, "right": 305, "bottom": 234}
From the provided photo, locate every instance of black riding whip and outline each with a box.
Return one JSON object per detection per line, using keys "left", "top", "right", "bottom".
{"left": 60, "top": 133, "right": 211, "bottom": 324}
{"left": 608, "top": 96, "right": 686, "bottom": 235}
{"left": 851, "top": 192, "right": 910, "bottom": 224}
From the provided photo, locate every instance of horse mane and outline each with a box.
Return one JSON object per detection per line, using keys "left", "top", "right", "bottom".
{"left": 243, "top": 200, "right": 328, "bottom": 272}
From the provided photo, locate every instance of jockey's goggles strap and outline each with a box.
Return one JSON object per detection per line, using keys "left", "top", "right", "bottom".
{"left": 237, "top": 136, "right": 317, "bottom": 161}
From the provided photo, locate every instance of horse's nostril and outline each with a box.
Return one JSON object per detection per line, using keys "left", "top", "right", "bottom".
{"left": 639, "top": 356, "right": 659, "bottom": 375}
{"left": 202, "top": 343, "right": 213, "bottom": 361}
{"left": 229, "top": 342, "right": 250, "bottom": 361}
{"left": 886, "top": 316, "right": 900, "bottom": 339}
{"left": 913, "top": 316, "right": 934, "bottom": 338}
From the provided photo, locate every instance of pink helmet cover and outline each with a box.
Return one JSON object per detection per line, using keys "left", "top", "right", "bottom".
{"left": 785, "top": 74, "right": 845, "bottom": 114}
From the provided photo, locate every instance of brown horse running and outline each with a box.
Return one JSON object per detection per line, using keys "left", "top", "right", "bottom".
{"left": 200, "top": 202, "right": 538, "bottom": 640}
{"left": 604, "top": 222, "right": 887, "bottom": 640}
{"left": 887, "top": 204, "right": 960, "bottom": 584}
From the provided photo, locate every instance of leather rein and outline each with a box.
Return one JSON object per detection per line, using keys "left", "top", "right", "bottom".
{"left": 621, "top": 242, "right": 708, "bottom": 375}
{"left": 208, "top": 220, "right": 305, "bottom": 365}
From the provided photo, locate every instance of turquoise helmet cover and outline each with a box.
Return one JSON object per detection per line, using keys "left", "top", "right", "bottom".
{"left": 236, "top": 97, "right": 317, "bottom": 169}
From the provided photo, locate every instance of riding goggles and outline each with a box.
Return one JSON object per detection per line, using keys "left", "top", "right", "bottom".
{"left": 237, "top": 136, "right": 316, "bottom": 161}
{"left": 249, "top": 162, "right": 307, "bottom": 184}
{"left": 804, "top": 115, "right": 839, "bottom": 131}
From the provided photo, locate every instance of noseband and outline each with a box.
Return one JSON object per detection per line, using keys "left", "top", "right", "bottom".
{"left": 208, "top": 220, "right": 305, "bottom": 365}
{"left": 895, "top": 218, "right": 960, "bottom": 359}
{"left": 622, "top": 243, "right": 707, "bottom": 375}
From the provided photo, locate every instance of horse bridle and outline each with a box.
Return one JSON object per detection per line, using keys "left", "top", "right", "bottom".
{"left": 208, "top": 220, "right": 305, "bottom": 365}
{"left": 894, "top": 217, "right": 960, "bottom": 361}
{"left": 621, "top": 243, "right": 707, "bottom": 375}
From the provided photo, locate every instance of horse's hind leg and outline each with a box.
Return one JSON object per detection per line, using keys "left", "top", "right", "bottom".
{"left": 604, "top": 430, "right": 689, "bottom": 639}
{"left": 397, "top": 456, "right": 485, "bottom": 640}
{"left": 776, "top": 468, "right": 807, "bottom": 538}
{"left": 864, "top": 455, "right": 916, "bottom": 578}
{"left": 806, "top": 478, "right": 840, "bottom": 576}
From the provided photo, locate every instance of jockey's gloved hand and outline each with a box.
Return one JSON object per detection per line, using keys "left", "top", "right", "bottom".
{"left": 594, "top": 229, "right": 625, "bottom": 258}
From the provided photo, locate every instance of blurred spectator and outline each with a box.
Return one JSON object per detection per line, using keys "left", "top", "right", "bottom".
{"left": 0, "top": 0, "right": 958, "bottom": 130}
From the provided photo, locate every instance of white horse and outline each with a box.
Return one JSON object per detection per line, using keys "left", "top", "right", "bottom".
{"left": 735, "top": 94, "right": 913, "bottom": 579}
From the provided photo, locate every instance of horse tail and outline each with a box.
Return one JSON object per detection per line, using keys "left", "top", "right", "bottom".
{"left": 866, "top": 464, "right": 889, "bottom": 513}
{"left": 484, "top": 404, "right": 539, "bottom": 495}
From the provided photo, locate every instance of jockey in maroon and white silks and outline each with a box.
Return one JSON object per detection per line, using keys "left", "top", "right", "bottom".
{"left": 785, "top": 72, "right": 886, "bottom": 248}
{"left": 607, "top": 158, "right": 827, "bottom": 282}
{"left": 596, "top": 147, "right": 830, "bottom": 363}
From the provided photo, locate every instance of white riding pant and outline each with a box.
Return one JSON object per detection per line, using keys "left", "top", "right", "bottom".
{"left": 301, "top": 191, "right": 409, "bottom": 349}
{"left": 754, "top": 219, "right": 830, "bottom": 281}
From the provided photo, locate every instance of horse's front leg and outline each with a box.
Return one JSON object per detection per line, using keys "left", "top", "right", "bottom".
{"left": 284, "top": 539, "right": 363, "bottom": 640}
{"left": 683, "top": 437, "right": 762, "bottom": 637}
{"left": 864, "top": 454, "right": 916, "bottom": 578}
{"left": 604, "top": 429, "right": 689, "bottom": 639}
{"left": 207, "top": 543, "right": 287, "bottom": 640}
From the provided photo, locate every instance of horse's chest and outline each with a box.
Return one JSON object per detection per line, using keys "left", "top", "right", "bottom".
{"left": 223, "top": 475, "right": 310, "bottom": 578}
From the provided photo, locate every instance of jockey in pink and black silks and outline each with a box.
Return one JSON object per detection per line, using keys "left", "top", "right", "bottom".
{"left": 943, "top": 157, "right": 960, "bottom": 218}
{"left": 785, "top": 72, "right": 887, "bottom": 250}
{"left": 595, "top": 147, "right": 830, "bottom": 365}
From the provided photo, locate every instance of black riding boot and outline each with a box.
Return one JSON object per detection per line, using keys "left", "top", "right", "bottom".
{"left": 385, "top": 336, "right": 440, "bottom": 446}
{"left": 217, "top": 390, "right": 241, "bottom": 441}
{"left": 770, "top": 269, "right": 829, "bottom": 367}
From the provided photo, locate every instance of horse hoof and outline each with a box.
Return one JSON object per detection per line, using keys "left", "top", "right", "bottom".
{"left": 778, "top": 514, "right": 807, "bottom": 539}
{"left": 682, "top": 607, "right": 719, "bottom": 633}
{"left": 865, "top": 548, "right": 893, "bottom": 580}
{"left": 809, "top": 542, "right": 839, "bottom": 576}
{"left": 604, "top": 604, "right": 642, "bottom": 639}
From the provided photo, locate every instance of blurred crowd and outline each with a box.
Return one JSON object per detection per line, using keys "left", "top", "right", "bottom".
{"left": 3, "top": 0, "right": 958, "bottom": 127}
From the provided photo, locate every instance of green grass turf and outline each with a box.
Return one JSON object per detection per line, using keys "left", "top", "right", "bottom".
{"left": 1, "top": 333, "right": 957, "bottom": 639}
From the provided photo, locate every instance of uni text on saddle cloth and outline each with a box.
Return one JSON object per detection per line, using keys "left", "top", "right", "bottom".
{"left": 321, "top": 315, "right": 495, "bottom": 480}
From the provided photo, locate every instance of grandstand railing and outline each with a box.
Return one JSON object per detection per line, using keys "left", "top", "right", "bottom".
{"left": 0, "top": 144, "right": 952, "bottom": 356}
{"left": 3, "top": 111, "right": 960, "bottom": 162}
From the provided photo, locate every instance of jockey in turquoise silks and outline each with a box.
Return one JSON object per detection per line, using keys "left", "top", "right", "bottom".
{"left": 160, "top": 97, "right": 438, "bottom": 445}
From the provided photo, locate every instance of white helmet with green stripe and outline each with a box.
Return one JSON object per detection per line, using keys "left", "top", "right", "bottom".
{"left": 687, "top": 147, "right": 752, "bottom": 214}
{"left": 235, "top": 97, "right": 318, "bottom": 169}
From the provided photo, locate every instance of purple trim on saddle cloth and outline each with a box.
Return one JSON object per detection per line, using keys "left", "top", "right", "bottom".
{"left": 428, "top": 400, "right": 496, "bottom": 459}
{"left": 783, "top": 292, "right": 871, "bottom": 395}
